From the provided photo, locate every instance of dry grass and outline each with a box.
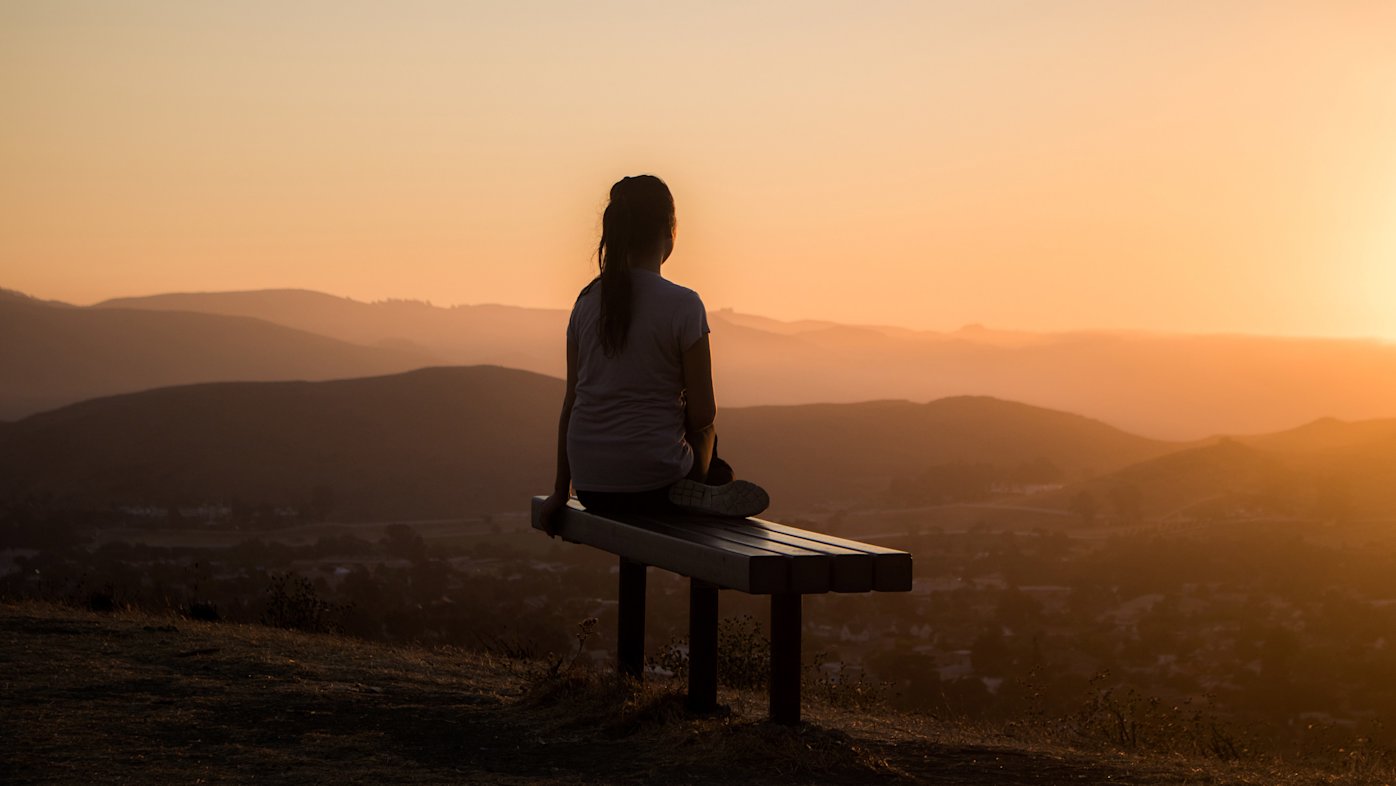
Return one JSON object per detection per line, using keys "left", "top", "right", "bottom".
{"left": 2, "top": 600, "right": 1386, "bottom": 785}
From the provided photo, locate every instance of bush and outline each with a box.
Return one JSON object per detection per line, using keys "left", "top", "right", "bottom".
{"left": 260, "top": 573, "right": 344, "bottom": 633}
{"left": 652, "top": 614, "right": 769, "bottom": 689}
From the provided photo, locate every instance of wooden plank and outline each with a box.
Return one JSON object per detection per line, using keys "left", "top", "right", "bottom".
{"left": 702, "top": 519, "right": 875, "bottom": 592}
{"left": 745, "top": 517, "right": 906, "bottom": 554}
{"left": 742, "top": 517, "right": 914, "bottom": 592}
{"left": 621, "top": 512, "right": 832, "bottom": 594}
{"left": 648, "top": 511, "right": 909, "bottom": 592}
{"left": 531, "top": 497, "right": 787, "bottom": 593}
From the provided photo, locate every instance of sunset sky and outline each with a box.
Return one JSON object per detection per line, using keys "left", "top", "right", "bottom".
{"left": 3, "top": 1, "right": 1394, "bottom": 338}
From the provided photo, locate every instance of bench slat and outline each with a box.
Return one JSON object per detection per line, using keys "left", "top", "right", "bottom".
{"left": 744, "top": 517, "right": 914, "bottom": 592}
{"left": 532, "top": 498, "right": 788, "bottom": 593}
{"left": 746, "top": 517, "right": 906, "bottom": 555}
{"left": 700, "top": 520, "right": 876, "bottom": 592}
{"left": 619, "top": 512, "right": 834, "bottom": 593}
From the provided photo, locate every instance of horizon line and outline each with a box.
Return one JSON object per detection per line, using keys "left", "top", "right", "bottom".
{"left": 7, "top": 284, "right": 1395, "bottom": 346}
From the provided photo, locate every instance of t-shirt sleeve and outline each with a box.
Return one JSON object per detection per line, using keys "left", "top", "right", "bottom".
{"left": 566, "top": 290, "right": 584, "bottom": 346}
{"left": 676, "top": 290, "right": 710, "bottom": 353}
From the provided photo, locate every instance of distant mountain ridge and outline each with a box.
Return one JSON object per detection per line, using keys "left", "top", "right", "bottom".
{"left": 90, "top": 287, "right": 1396, "bottom": 439}
{"left": 0, "top": 291, "right": 431, "bottom": 420}
{"left": 97, "top": 289, "right": 565, "bottom": 376}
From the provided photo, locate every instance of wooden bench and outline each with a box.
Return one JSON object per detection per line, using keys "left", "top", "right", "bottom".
{"left": 530, "top": 496, "right": 913, "bottom": 724}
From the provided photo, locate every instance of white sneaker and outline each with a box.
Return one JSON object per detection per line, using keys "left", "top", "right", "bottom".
{"left": 668, "top": 479, "right": 770, "bottom": 518}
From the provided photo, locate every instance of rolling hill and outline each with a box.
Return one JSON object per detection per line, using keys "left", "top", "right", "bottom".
{"left": 1055, "top": 419, "right": 1396, "bottom": 524}
{"left": 0, "top": 367, "right": 1179, "bottom": 522}
{"left": 719, "top": 396, "right": 1181, "bottom": 509}
{"left": 0, "top": 290, "right": 432, "bottom": 420}
{"left": 0, "top": 366, "right": 559, "bottom": 520}
{"left": 94, "top": 287, "right": 1396, "bottom": 440}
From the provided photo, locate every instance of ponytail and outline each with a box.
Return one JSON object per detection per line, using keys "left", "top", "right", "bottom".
{"left": 595, "top": 175, "right": 675, "bottom": 356}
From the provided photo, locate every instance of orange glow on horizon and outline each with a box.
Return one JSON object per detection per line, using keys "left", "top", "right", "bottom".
{"left": 3, "top": 2, "right": 1396, "bottom": 340}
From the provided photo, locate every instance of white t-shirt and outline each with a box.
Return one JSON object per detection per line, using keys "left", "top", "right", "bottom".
{"left": 566, "top": 269, "right": 710, "bottom": 492}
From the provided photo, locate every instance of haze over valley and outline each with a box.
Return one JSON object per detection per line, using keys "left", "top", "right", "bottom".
{"left": 8, "top": 286, "right": 1396, "bottom": 440}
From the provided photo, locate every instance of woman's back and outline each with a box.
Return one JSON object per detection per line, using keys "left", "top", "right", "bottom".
{"left": 566, "top": 269, "right": 709, "bottom": 492}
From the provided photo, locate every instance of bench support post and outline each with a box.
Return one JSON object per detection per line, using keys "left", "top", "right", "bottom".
{"left": 618, "top": 558, "right": 646, "bottom": 679}
{"left": 687, "top": 579, "right": 719, "bottom": 713}
{"left": 770, "top": 592, "right": 802, "bottom": 725}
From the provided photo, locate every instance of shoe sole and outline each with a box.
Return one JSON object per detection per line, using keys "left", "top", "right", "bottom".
{"left": 668, "top": 479, "right": 770, "bottom": 518}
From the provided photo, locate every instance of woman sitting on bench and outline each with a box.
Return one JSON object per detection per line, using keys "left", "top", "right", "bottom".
{"left": 539, "top": 174, "right": 768, "bottom": 532}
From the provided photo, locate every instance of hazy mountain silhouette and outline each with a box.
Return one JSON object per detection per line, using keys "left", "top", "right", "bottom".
{"left": 0, "top": 367, "right": 1176, "bottom": 522}
{"left": 97, "top": 289, "right": 564, "bottom": 376}
{"left": 719, "top": 397, "right": 1181, "bottom": 509}
{"left": 0, "top": 290, "right": 432, "bottom": 420}
{"left": 1061, "top": 439, "right": 1285, "bottom": 521}
{"left": 0, "top": 366, "right": 558, "bottom": 519}
{"left": 93, "top": 288, "right": 1396, "bottom": 439}
{"left": 1238, "top": 416, "right": 1396, "bottom": 455}
{"left": 1057, "top": 417, "right": 1396, "bottom": 522}
{"left": 1238, "top": 418, "right": 1396, "bottom": 518}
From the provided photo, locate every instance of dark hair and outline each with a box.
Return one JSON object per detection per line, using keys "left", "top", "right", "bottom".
{"left": 596, "top": 174, "right": 676, "bottom": 356}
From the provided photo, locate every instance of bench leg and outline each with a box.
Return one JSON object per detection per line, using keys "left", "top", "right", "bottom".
{"left": 770, "top": 592, "right": 802, "bottom": 725}
{"left": 688, "top": 579, "right": 718, "bottom": 713}
{"left": 618, "top": 558, "right": 646, "bottom": 679}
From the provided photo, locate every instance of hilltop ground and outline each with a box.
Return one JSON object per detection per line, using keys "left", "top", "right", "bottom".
{"left": 0, "top": 601, "right": 1374, "bottom": 785}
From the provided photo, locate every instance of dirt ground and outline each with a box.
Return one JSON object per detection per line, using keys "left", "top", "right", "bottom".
{"left": 0, "top": 601, "right": 1364, "bottom": 785}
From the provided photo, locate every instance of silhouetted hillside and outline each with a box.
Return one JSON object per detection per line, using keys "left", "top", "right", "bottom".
{"left": 94, "top": 287, "right": 1396, "bottom": 439}
{"left": 0, "top": 369, "right": 1176, "bottom": 523}
{"left": 1272, "top": 425, "right": 1396, "bottom": 518}
{"left": 0, "top": 366, "right": 559, "bottom": 519}
{"left": 1240, "top": 416, "right": 1396, "bottom": 455}
{"left": 0, "top": 291, "right": 431, "bottom": 420}
{"left": 1055, "top": 421, "right": 1396, "bottom": 523}
{"left": 720, "top": 397, "right": 1180, "bottom": 509}
{"left": 1061, "top": 440, "right": 1284, "bottom": 521}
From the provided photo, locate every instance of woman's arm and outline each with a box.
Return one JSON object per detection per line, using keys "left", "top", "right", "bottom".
{"left": 539, "top": 337, "right": 579, "bottom": 534}
{"left": 681, "top": 334, "right": 717, "bottom": 481}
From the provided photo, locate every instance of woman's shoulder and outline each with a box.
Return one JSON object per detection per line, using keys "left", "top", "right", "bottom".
{"left": 575, "top": 276, "right": 601, "bottom": 301}
{"left": 640, "top": 272, "right": 704, "bottom": 307}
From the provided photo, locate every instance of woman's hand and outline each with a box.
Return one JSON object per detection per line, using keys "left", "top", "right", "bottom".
{"left": 539, "top": 492, "right": 570, "bottom": 537}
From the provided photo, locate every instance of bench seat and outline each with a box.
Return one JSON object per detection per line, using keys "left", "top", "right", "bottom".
{"left": 531, "top": 498, "right": 911, "bottom": 594}
{"left": 530, "top": 496, "right": 913, "bottom": 724}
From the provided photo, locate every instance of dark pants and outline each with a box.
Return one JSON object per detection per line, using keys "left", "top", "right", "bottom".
{"left": 577, "top": 440, "right": 735, "bottom": 515}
